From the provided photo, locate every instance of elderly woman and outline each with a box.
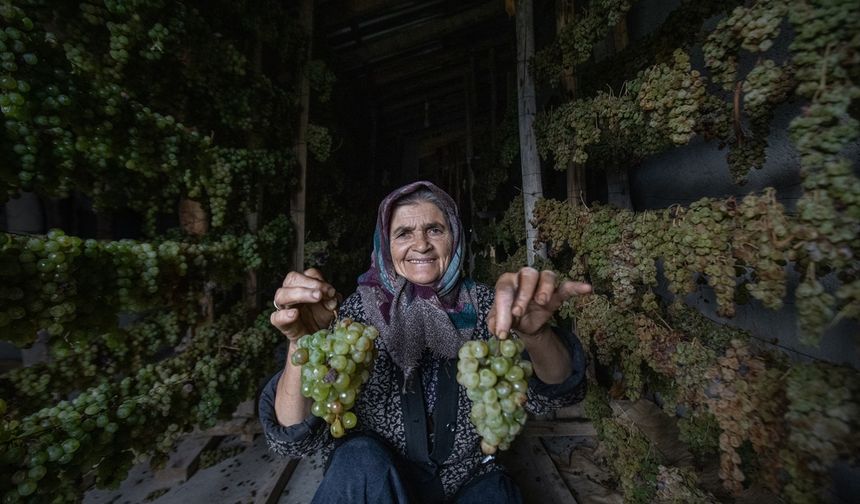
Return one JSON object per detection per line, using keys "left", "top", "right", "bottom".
{"left": 259, "top": 181, "right": 590, "bottom": 503}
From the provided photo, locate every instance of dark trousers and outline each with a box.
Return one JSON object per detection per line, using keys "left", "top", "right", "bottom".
{"left": 311, "top": 434, "right": 523, "bottom": 504}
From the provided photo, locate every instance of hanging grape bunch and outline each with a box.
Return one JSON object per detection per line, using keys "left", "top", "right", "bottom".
{"left": 457, "top": 337, "right": 533, "bottom": 455}
{"left": 290, "top": 317, "right": 378, "bottom": 438}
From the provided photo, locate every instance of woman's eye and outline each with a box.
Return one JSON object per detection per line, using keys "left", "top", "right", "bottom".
{"left": 429, "top": 227, "right": 444, "bottom": 236}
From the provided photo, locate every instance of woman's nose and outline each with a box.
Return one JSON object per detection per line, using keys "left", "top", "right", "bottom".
{"left": 413, "top": 234, "right": 431, "bottom": 252}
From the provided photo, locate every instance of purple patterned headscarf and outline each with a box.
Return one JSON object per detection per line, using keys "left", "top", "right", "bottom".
{"left": 357, "top": 181, "right": 477, "bottom": 383}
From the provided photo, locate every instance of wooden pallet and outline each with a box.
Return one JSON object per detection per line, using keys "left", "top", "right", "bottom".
{"left": 86, "top": 411, "right": 606, "bottom": 504}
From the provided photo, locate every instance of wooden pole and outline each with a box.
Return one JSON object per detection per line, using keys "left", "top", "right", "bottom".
{"left": 465, "top": 57, "right": 477, "bottom": 276}
{"left": 489, "top": 47, "right": 497, "bottom": 146}
{"left": 515, "top": 0, "right": 546, "bottom": 265}
{"left": 606, "top": 16, "right": 633, "bottom": 210}
{"left": 556, "top": 0, "right": 585, "bottom": 208}
{"left": 290, "top": 0, "right": 313, "bottom": 273}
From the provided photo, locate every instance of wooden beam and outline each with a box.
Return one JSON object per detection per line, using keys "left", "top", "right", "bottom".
{"left": 290, "top": 0, "right": 313, "bottom": 272}
{"left": 516, "top": 0, "right": 547, "bottom": 265}
{"left": 555, "top": 0, "right": 586, "bottom": 207}
{"left": 365, "top": 29, "right": 513, "bottom": 88}
{"left": 334, "top": 1, "right": 502, "bottom": 71}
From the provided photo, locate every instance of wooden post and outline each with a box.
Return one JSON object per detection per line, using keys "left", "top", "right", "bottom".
{"left": 489, "top": 47, "right": 497, "bottom": 146}
{"left": 515, "top": 0, "right": 547, "bottom": 265}
{"left": 290, "top": 0, "right": 313, "bottom": 273}
{"left": 606, "top": 16, "right": 633, "bottom": 209}
{"left": 556, "top": 0, "right": 586, "bottom": 208}
{"left": 465, "top": 58, "right": 477, "bottom": 276}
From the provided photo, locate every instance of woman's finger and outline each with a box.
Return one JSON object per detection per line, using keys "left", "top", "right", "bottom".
{"left": 491, "top": 272, "right": 517, "bottom": 338}
{"left": 270, "top": 308, "right": 301, "bottom": 337}
{"left": 512, "top": 267, "right": 539, "bottom": 318}
{"left": 545, "top": 280, "right": 592, "bottom": 312}
{"left": 303, "top": 268, "right": 337, "bottom": 299}
{"left": 282, "top": 271, "right": 335, "bottom": 299}
{"left": 534, "top": 270, "right": 558, "bottom": 306}
{"left": 274, "top": 286, "right": 325, "bottom": 308}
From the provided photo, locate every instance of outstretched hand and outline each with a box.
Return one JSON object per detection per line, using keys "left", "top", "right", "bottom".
{"left": 487, "top": 267, "right": 591, "bottom": 340}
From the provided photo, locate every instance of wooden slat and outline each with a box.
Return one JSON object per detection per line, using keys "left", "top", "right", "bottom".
{"left": 200, "top": 417, "right": 262, "bottom": 437}
{"left": 155, "top": 435, "right": 222, "bottom": 484}
{"left": 256, "top": 458, "right": 300, "bottom": 504}
{"left": 501, "top": 436, "right": 578, "bottom": 504}
{"left": 523, "top": 420, "right": 597, "bottom": 438}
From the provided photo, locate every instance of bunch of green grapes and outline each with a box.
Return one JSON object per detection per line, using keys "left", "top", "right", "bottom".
{"left": 457, "top": 338, "right": 533, "bottom": 454}
{"left": 291, "top": 318, "right": 378, "bottom": 438}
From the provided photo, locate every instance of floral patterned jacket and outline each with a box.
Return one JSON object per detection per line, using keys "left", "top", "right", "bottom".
{"left": 258, "top": 282, "right": 587, "bottom": 500}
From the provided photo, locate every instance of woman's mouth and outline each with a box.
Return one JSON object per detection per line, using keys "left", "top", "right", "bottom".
{"left": 407, "top": 258, "right": 436, "bottom": 264}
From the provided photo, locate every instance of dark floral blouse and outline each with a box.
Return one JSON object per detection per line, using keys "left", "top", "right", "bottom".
{"left": 258, "top": 282, "right": 587, "bottom": 500}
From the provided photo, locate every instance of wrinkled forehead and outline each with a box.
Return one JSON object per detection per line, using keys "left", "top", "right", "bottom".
{"left": 388, "top": 199, "right": 449, "bottom": 233}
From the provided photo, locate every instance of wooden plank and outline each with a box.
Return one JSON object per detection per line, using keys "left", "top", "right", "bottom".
{"left": 200, "top": 417, "right": 262, "bottom": 437}
{"left": 523, "top": 420, "right": 597, "bottom": 438}
{"left": 155, "top": 435, "right": 222, "bottom": 484}
{"left": 278, "top": 451, "right": 326, "bottom": 504}
{"left": 148, "top": 435, "right": 297, "bottom": 504}
{"left": 256, "top": 458, "right": 299, "bottom": 504}
{"left": 554, "top": 403, "right": 587, "bottom": 420}
{"left": 500, "top": 436, "right": 578, "bottom": 504}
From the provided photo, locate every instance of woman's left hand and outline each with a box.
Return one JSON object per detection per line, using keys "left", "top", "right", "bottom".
{"left": 488, "top": 267, "right": 592, "bottom": 340}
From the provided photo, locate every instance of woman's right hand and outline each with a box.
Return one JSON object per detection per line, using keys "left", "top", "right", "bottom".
{"left": 270, "top": 268, "right": 340, "bottom": 342}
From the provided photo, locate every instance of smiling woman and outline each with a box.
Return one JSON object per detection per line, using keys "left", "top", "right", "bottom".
{"left": 389, "top": 199, "right": 453, "bottom": 286}
{"left": 262, "top": 180, "right": 592, "bottom": 504}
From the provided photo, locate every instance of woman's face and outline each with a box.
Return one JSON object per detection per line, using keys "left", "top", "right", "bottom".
{"left": 389, "top": 201, "right": 453, "bottom": 286}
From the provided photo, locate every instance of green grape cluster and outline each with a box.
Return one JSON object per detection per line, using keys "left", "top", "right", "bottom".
{"left": 532, "top": 197, "right": 581, "bottom": 254}
{"left": 671, "top": 339, "right": 717, "bottom": 407}
{"left": 788, "top": 0, "right": 860, "bottom": 313}
{"left": 599, "top": 416, "right": 660, "bottom": 504}
{"left": 291, "top": 318, "right": 379, "bottom": 439}
{"left": 456, "top": 338, "right": 532, "bottom": 454}
{"left": 725, "top": 60, "right": 795, "bottom": 183}
{"left": 703, "top": 0, "right": 787, "bottom": 90}
{"left": 536, "top": 83, "right": 670, "bottom": 167}
{"left": 307, "top": 124, "right": 332, "bottom": 163}
{"left": 140, "top": 22, "right": 170, "bottom": 61}
{"left": 0, "top": 223, "right": 290, "bottom": 346}
{"left": 782, "top": 362, "right": 859, "bottom": 502}
{"left": 630, "top": 211, "right": 663, "bottom": 289}
{"left": 0, "top": 229, "right": 83, "bottom": 340}
{"left": 655, "top": 465, "right": 718, "bottom": 503}
{"left": 573, "top": 293, "right": 635, "bottom": 367}
{"left": 609, "top": 241, "right": 638, "bottom": 310}
{"left": 834, "top": 278, "right": 860, "bottom": 322}
{"left": 307, "top": 59, "right": 335, "bottom": 102}
{"left": 0, "top": 306, "right": 282, "bottom": 501}
{"left": 742, "top": 60, "right": 794, "bottom": 119}
{"left": 633, "top": 314, "right": 680, "bottom": 377}
{"left": 637, "top": 50, "right": 706, "bottom": 145}
{"left": 536, "top": 98, "right": 601, "bottom": 165}
{"left": 794, "top": 265, "right": 835, "bottom": 347}
{"left": 704, "top": 340, "right": 786, "bottom": 494}
{"left": 579, "top": 204, "right": 625, "bottom": 286}
{"left": 683, "top": 198, "right": 737, "bottom": 317}
{"left": 531, "top": 0, "right": 633, "bottom": 86}
{"left": 677, "top": 412, "right": 720, "bottom": 462}
{"left": 733, "top": 189, "right": 791, "bottom": 310}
